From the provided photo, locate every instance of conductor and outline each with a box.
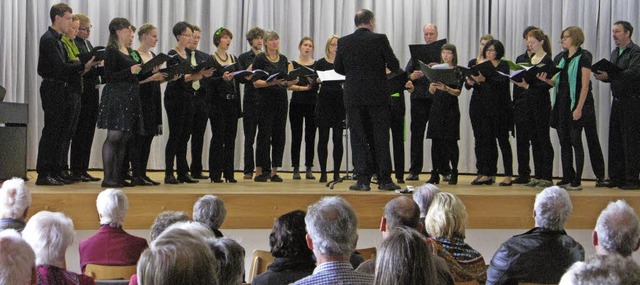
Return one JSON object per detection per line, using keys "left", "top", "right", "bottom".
{"left": 335, "top": 9, "right": 401, "bottom": 191}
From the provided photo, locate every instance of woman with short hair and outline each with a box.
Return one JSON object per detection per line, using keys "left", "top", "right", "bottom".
{"left": 374, "top": 227, "right": 437, "bottom": 285}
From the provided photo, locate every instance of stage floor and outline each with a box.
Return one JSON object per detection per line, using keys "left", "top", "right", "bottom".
{"left": 25, "top": 171, "right": 640, "bottom": 230}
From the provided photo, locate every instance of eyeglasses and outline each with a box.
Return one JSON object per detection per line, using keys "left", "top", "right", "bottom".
{"left": 79, "top": 25, "right": 92, "bottom": 31}
{"left": 486, "top": 49, "right": 496, "bottom": 52}
{"left": 180, "top": 34, "right": 194, "bottom": 39}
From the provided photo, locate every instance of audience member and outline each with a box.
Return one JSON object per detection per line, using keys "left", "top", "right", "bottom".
{"left": 22, "top": 211, "right": 95, "bottom": 285}
{"left": 193, "top": 195, "right": 226, "bottom": 237}
{"left": 425, "top": 192, "right": 486, "bottom": 283}
{"left": 487, "top": 186, "right": 584, "bottom": 284}
{"left": 149, "top": 211, "right": 190, "bottom": 241}
{"left": 292, "top": 196, "right": 373, "bottom": 284}
{"left": 412, "top": 183, "right": 440, "bottom": 236}
{"left": 559, "top": 254, "right": 640, "bottom": 285}
{"left": 593, "top": 199, "right": 640, "bottom": 256}
{"left": 206, "top": 237, "right": 245, "bottom": 285}
{"left": 252, "top": 210, "right": 315, "bottom": 285}
{"left": 0, "top": 178, "right": 31, "bottom": 232}
{"left": 165, "top": 220, "right": 217, "bottom": 239}
{"left": 0, "top": 229, "right": 36, "bottom": 285}
{"left": 79, "top": 189, "right": 148, "bottom": 272}
{"left": 137, "top": 228, "right": 217, "bottom": 285}
{"left": 374, "top": 227, "right": 437, "bottom": 285}
{"left": 356, "top": 196, "right": 454, "bottom": 285}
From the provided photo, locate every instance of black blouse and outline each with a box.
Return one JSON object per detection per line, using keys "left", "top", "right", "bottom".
{"left": 165, "top": 48, "right": 194, "bottom": 93}
{"left": 290, "top": 61, "right": 318, "bottom": 105}
{"left": 104, "top": 46, "right": 138, "bottom": 84}
{"left": 252, "top": 52, "right": 289, "bottom": 101}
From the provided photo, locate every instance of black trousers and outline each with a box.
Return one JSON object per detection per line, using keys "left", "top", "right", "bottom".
{"left": 190, "top": 95, "right": 210, "bottom": 176}
{"left": 390, "top": 102, "right": 405, "bottom": 180}
{"left": 59, "top": 92, "right": 81, "bottom": 171}
{"left": 131, "top": 133, "right": 155, "bottom": 178}
{"left": 514, "top": 120, "right": 532, "bottom": 179}
{"left": 409, "top": 98, "right": 432, "bottom": 175}
{"left": 256, "top": 99, "right": 288, "bottom": 171}
{"left": 243, "top": 98, "right": 258, "bottom": 174}
{"left": 432, "top": 138, "right": 456, "bottom": 173}
{"left": 164, "top": 92, "right": 194, "bottom": 176}
{"left": 583, "top": 116, "right": 605, "bottom": 180}
{"left": 71, "top": 85, "right": 99, "bottom": 174}
{"left": 317, "top": 123, "right": 343, "bottom": 175}
{"left": 208, "top": 98, "right": 240, "bottom": 180}
{"left": 347, "top": 105, "right": 392, "bottom": 183}
{"left": 37, "top": 80, "right": 71, "bottom": 176}
{"left": 556, "top": 125, "right": 584, "bottom": 184}
{"left": 289, "top": 103, "right": 316, "bottom": 168}
{"left": 608, "top": 97, "right": 640, "bottom": 183}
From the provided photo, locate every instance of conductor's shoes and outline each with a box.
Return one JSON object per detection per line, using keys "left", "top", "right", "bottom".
{"left": 378, "top": 182, "right": 401, "bottom": 191}
{"left": 349, "top": 183, "right": 371, "bottom": 191}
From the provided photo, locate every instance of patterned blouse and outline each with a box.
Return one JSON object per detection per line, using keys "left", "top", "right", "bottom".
{"left": 428, "top": 236, "right": 487, "bottom": 283}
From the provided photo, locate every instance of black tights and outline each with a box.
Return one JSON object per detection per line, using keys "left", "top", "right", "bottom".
{"left": 317, "top": 125, "right": 343, "bottom": 176}
{"left": 102, "top": 130, "right": 132, "bottom": 184}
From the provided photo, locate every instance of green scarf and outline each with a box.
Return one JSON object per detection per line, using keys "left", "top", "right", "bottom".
{"left": 552, "top": 53, "right": 581, "bottom": 110}
{"left": 61, "top": 36, "right": 79, "bottom": 61}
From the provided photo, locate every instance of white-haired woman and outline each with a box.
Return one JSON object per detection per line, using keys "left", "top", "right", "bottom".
{"left": 412, "top": 183, "right": 440, "bottom": 237}
{"left": 22, "top": 211, "right": 96, "bottom": 285}
{"left": 193, "top": 194, "right": 227, "bottom": 237}
{"left": 0, "top": 177, "right": 31, "bottom": 232}
{"left": 207, "top": 237, "right": 246, "bottom": 285}
{"left": 79, "top": 189, "right": 147, "bottom": 273}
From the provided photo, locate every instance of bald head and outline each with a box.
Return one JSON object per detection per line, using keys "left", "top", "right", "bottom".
{"left": 383, "top": 196, "right": 421, "bottom": 233}
{"left": 423, "top": 24, "right": 438, "bottom": 44}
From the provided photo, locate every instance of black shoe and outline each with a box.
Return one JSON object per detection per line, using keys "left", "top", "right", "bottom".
{"left": 397, "top": 178, "right": 405, "bottom": 184}
{"left": 101, "top": 181, "right": 124, "bottom": 188}
{"left": 85, "top": 173, "right": 101, "bottom": 182}
{"left": 512, "top": 176, "right": 531, "bottom": 184}
{"left": 144, "top": 176, "right": 160, "bottom": 185}
{"left": 54, "top": 175, "right": 76, "bottom": 184}
{"left": 254, "top": 173, "right": 270, "bottom": 182}
{"left": 211, "top": 178, "right": 224, "bottom": 183}
{"left": 499, "top": 181, "right": 513, "bottom": 186}
{"left": 226, "top": 178, "right": 237, "bottom": 183}
{"left": 35, "top": 175, "right": 64, "bottom": 186}
{"left": 292, "top": 167, "right": 301, "bottom": 180}
{"left": 132, "top": 176, "right": 153, "bottom": 186}
{"left": 178, "top": 175, "right": 199, "bottom": 183}
{"left": 270, "top": 174, "right": 283, "bottom": 182}
{"left": 349, "top": 182, "right": 371, "bottom": 191}
{"left": 123, "top": 172, "right": 134, "bottom": 181}
{"left": 319, "top": 172, "right": 328, "bottom": 183}
{"left": 406, "top": 173, "right": 420, "bottom": 181}
{"left": 595, "top": 178, "right": 607, "bottom": 187}
{"left": 602, "top": 180, "right": 620, "bottom": 188}
{"left": 306, "top": 168, "right": 316, "bottom": 180}
{"left": 471, "top": 177, "right": 494, "bottom": 185}
{"left": 620, "top": 182, "right": 640, "bottom": 190}
{"left": 60, "top": 171, "right": 81, "bottom": 182}
{"left": 426, "top": 171, "right": 440, "bottom": 184}
{"left": 378, "top": 181, "right": 401, "bottom": 191}
{"left": 192, "top": 173, "right": 210, "bottom": 179}
{"left": 448, "top": 170, "right": 458, "bottom": 185}
{"left": 120, "top": 180, "right": 135, "bottom": 187}
{"left": 71, "top": 172, "right": 90, "bottom": 182}
{"left": 164, "top": 175, "right": 181, "bottom": 184}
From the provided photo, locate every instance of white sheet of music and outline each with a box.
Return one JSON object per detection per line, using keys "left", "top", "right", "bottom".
{"left": 317, "top": 69, "right": 346, "bottom": 82}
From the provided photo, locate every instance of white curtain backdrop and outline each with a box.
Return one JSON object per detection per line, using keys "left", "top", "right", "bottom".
{"left": 1, "top": 0, "right": 638, "bottom": 179}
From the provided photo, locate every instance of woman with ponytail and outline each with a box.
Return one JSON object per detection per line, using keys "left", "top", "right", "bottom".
{"left": 512, "top": 29, "right": 555, "bottom": 188}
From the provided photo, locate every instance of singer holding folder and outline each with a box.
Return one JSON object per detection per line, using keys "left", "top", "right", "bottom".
{"left": 594, "top": 21, "right": 640, "bottom": 190}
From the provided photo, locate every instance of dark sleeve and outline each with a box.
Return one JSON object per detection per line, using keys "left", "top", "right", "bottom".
{"left": 251, "top": 54, "right": 267, "bottom": 83}
{"left": 236, "top": 52, "right": 252, "bottom": 84}
{"left": 609, "top": 49, "right": 640, "bottom": 82}
{"left": 39, "top": 34, "right": 84, "bottom": 78}
{"left": 334, "top": 38, "right": 345, "bottom": 75}
{"left": 405, "top": 59, "right": 416, "bottom": 73}
{"left": 381, "top": 35, "right": 400, "bottom": 72}
{"left": 486, "top": 242, "right": 512, "bottom": 285}
{"left": 465, "top": 59, "right": 480, "bottom": 91}
{"left": 105, "top": 47, "right": 135, "bottom": 82}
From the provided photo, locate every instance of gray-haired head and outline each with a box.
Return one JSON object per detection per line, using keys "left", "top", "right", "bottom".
{"left": 166, "top": 221, "right": 217, "bottom": 239}
{"left": 138, "top": 228, "right": 218, "bottom": 285}
{"left": 594, "top": 200, "right": 640, "bottom": 257}
{"left": 193, "top": 195, "right": 227, "bottom": 231}
{"left": 384, "top": 196, "right": 421, "bottom": 233}
{"left": 534, "top": 186, "right": 572, "bottom": 231}
{"left": 412, "top": 184, "right": 440, "bottom": 217}
{"left": 559, "top": 254, "right": 640, "bottom": 285}
{"left": 0, "top": 177, "right": 31, "bottom": 220}
{"left": 96, "top": 188, "right": 128, "bottom": 227}
{"left": 0, "top": 229, "right": 35, "bottom": 285}
{"left": 305, "top": 196, "right": 358, "bottom": 258}
{"left": 374, "top": 227, "right": 437, "bottom": 285}
{"left": 22, "top": 211, "right": 75, "bottom": 266}
{"left": 149, "top": 211, "right": 190, "bottom": 241}
{"left": 206, "top": 237, "right": 245, "bottom": 285}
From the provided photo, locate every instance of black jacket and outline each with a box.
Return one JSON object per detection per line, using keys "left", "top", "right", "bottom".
{"left": 335, "top": 27, "right": 399, "bottom": 107}
{"left": 486, "top": 227, "right": 585, "bottom": 285}
{"left": 606, "top": 42, "right": 640, "bottom": 98}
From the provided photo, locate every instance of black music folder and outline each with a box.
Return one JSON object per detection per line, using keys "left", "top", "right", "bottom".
{"left": 78, "top": 46, "right": 105, "bottom": 64}
{"left": 591, "top": 59, "right": 623, "bottom": 74}
{"left": 139, "top": 53, "right": 173, "bottom": 75}
{"left": 409, "top": 38, "right": 447, "bottom": 67}
{"left": 418, "top": 61, "right": 459, "bottom": 86}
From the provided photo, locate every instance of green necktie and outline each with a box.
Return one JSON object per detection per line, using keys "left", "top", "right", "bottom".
{"left": 191, "top": 52, "right": 200, "bottom": 90}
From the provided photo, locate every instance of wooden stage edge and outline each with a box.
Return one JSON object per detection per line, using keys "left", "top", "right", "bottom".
{"left": 24, "top": 171, "right": 640, "bottom": 230}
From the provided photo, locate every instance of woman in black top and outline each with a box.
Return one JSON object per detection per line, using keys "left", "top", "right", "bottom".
{"left": 208, "top": 27, "right": 241, "bottom": 183}
{"left": 97, "top": 18, "right": 163, "bottom": 188}
{"left": 163, "top": 22, "right": 212, "bottom": 184}
{"left": 288, "top": 37, "right": 319, "bottom": 180}
{"left": 426, "top": 44, "right": 464, "bottom": 185}
{"left": 315, "top": 35, "right": 345, "bottom": 183}
{"left": 512, "top": 29, "right": 555, "bottom": 188}
{"left": 466, "top": 39, "right": 513, "bottom": 186}
{"left": 541, "top": 27, "right": 598, "bottom": 190}
{"left": 252, "top": 31, "right": 299, "bottom": 182}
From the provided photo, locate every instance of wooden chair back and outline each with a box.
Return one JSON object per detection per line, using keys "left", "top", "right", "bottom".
{"left": 84, "top": 264, "right": 137, "bottom": 281}
{"left": 248, "top": 249, "right": 275, "bottom": 283}
{"left": 356, "top": 247, "right": 377, "bottom": 261}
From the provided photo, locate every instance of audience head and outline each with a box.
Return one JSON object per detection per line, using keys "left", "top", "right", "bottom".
{"left": 0, "top": 229, "right": 36, "bottom": 285}
{"left": 561, "top": 26, "right": 586, "bottom": 49}
{"left": 305, "top": 196, "right": 358, "bottom": 259}
{"left": 354, "top": 9, "right": 375, "bottom": 30}
{"left": 270, "top": 210, "right": 313, "bottom": 259}
{"left": 245, "top": 27, "right": 265, "bottom": 50}
{"left": 22, "top": 211, "right": 74, "bottom": 267}
{"left": 96, "top": 189, "right": 128, "bottom": 227}
{"left": 412, "top": 184, "right": 440, "bottom": 218}
{"left": 559, "top": 254, "right": 640, "bottom": 285}
{"left": 382, "top": 196, "right": 421, "bottom": 238}
{"left": 482, "top": 39, "right": 505, "bottom": 61}
{"left": 193, "top": 195, "right": 227, "bottom": 232}
{"left": 593, "top": 200, "right": 640, "bottom": 257}
{"left": 50, "top": 3, "right": 72, "bottom": 25}
{"left": 166, "top": 221, "right": 216, "bottom": 239}
{"left": 150, "top": 211, "right": 190, "bottom": 241}
{"left": 325, "top": 34, "right": 339, "bottom": 57}
{"left": 441, "top": 43, "right": 458, "bottom": 66}
{"left": 206, "top": 237, "right": 245, "bottom": 285}
{"left": 374, "top": 227, "right": 436, "bottom": 285}
{"left": 425, "top": 192, "right": 468, "bottom": 239}
{"left": 527, "top": 29, "right": 552, "bottom": 55}
{"left": 534, "top": 186, "right": 572, "bottom": 231}
{"left": 107, "top": 17, "right": 133, "bottom": 48}
{"left": 0, "top": 178, "right": 31, "bottom": 221}
{"left": 138, "top": 228, "right": 217, "bottom": 285}
{"left": 613, "top": 21, "right": 633, "bottom": 47}
{"left": 423, "top": 24, "right": 438, "bottom": 44}
{"left": 213, "top": 27, "right": 233, "bottom": 48}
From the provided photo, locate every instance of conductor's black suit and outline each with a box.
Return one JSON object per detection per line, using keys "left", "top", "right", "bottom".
{"left": 335, "top": 27, "right": 400, "bottom": 188}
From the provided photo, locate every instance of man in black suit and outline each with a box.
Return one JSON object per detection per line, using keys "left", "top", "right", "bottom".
{"left": 70, "top": 13, "right": 102, "bottom": 182}
{"left": 335, "top": 9, "right": 400, "bottom": 191}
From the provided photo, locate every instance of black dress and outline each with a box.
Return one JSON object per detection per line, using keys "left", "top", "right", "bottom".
{"left": 97, "top": 46, "right": 142, "bottom": 132}
{"left": 136, "top": 51, "right": 163, "bottom": 136}
{"left": 289, "top": 61, "right": 318, "bottom": 169}
{"left": 427, "top": 75, "right": 463, "bottom": 141}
